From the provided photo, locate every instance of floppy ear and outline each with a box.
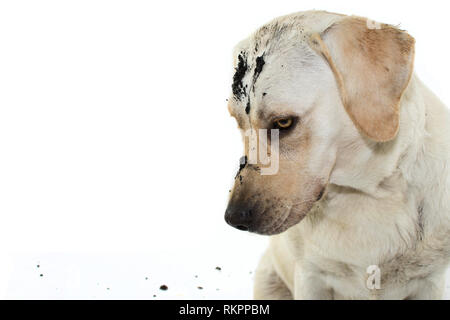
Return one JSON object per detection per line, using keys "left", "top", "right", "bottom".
{"left": 309, "top": 17, "right": 415, "bottom": 142}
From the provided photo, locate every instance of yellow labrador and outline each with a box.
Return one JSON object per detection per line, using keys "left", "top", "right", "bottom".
{"left": 225, "top": 11, "right": 450, "bottom": 300}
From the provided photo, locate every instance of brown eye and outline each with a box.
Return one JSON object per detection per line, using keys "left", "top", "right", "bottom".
{"left": 274, "top": 118, "right": 293, "bottom": 130}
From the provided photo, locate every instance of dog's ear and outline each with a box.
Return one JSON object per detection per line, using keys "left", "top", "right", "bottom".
{"left": 309, "top": 17, "right": 415, "bottom": 142}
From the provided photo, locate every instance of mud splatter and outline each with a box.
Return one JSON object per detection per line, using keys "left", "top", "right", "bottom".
{"left": 235, "top": 156, "right": 247, "bottom": 180}
{"left": 245, "top": 100, "right": 250, "bottom": 114}
{"left": 232, "top": 52, "right": 248, "bottom": 100}
{"left": 253, "top": 55, "right": 265, "bottom": 84}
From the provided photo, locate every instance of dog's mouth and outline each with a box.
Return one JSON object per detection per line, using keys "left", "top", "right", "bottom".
{"left": 226, "top": 178, "right": 328, "bottom": 235}
{"left": 250, "top": 196, "right": 321, "bottom": 236}
{"left": 251, "top": 210, "right": 291, "bottom": 235}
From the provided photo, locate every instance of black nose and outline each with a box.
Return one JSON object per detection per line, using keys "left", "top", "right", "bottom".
{"left": 225, "top": 205, "right": 253, "bottom": 232}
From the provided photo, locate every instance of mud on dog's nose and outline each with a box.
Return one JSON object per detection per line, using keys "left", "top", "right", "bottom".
{"left": 224, "top": 205, "right": 253, "bottom": 232}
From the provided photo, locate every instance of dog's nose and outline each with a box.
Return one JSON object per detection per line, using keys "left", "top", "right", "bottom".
{"left": 224, "top": 205, "right": 253, "bottom": 232}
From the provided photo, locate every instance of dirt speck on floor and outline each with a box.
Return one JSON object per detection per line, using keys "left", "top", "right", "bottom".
{"left": 160, "top": 285, "right": 168, "bottom": 291}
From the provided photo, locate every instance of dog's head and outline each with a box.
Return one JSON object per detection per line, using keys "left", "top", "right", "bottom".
{"left": 225, "top": 11, "right": 415, "bottom": 235}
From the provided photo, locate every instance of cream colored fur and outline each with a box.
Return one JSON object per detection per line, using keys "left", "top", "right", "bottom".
{"left": 228, "top": 11, "right": 450, "bottom": 300}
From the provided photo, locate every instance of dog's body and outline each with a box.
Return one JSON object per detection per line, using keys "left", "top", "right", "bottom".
{"left": 226, "top": 11, "right": 450, "bottom": 300}
{"left": 256, "top": 77, "right": 450, "bottom": 299}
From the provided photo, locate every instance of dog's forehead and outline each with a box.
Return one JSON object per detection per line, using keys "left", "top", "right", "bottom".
{"left": 228, "top": 11, "right": 345, "bottom": 119}
{"left": 228, "top": 50, "right": 292, "bottom": 118}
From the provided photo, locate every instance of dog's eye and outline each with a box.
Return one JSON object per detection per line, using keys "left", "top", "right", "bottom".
{"left": 274, "top": 118, "right": 293, "bottom": 130}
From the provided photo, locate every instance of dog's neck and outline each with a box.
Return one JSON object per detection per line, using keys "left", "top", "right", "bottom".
{"left": 325, "top": 74, "right": 450, "bottom": 238}
{"left": 329, "top": 74, "right": 434, "bottom": 198}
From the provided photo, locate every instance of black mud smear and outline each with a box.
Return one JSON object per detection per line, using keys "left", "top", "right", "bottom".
{"left": 245, "top": 100, "right": 250, "bottom": 114}
{"left": 251, "top": 54, "right": 266, "bottom": 98}
{"left": 215, "top": 266, "right": 222, "bottom": 271}
{"left": 232, "top": 52, "right": 248, "bottom": 100}
{"left": 253, "top": 55, "right": 265, "bottom": 84}
{"left": 235, "top": 156, "right": 247, "bottom": 180}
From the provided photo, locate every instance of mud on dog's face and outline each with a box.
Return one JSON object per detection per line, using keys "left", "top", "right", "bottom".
{"left": 224, "top": 42, "right": 341, "bottom": 235}
{"left": 224, "top": 16, "right": 415, "bottom": 235}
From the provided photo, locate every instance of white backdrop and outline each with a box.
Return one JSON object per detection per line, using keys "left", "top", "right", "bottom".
{"left": 0, "top": 0, "right": 449, "bottom": 299}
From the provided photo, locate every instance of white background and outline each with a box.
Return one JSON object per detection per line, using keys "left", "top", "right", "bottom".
{"left": 0, "top": 0, "right": 449, "bottom": 299}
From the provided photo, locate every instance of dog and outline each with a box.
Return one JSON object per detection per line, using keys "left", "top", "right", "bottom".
{"left": 225, "top": 11, "right": 450, "bottom": 300}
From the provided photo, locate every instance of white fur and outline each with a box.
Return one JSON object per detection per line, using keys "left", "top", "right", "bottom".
{"left": 231, "top": 11, "right": 450, "bottom": 300}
